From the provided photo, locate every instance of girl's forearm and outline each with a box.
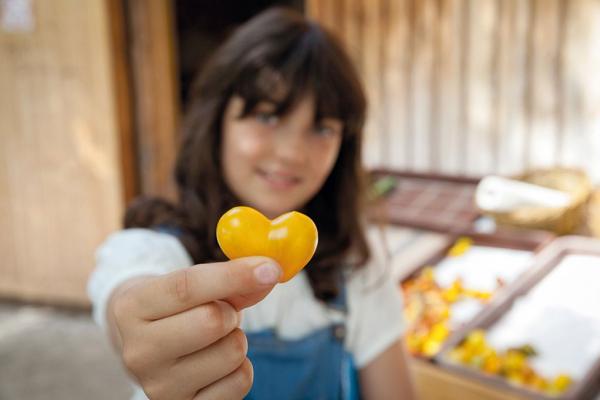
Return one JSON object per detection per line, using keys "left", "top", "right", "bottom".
{"left": 359, "top": 339, "right": 417, "bottom": 400}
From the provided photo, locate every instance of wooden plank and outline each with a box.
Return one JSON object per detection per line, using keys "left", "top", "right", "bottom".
{"left": 378, "top": 0, "right": 391, "bottom": 166}
{"left": 436, "top": 0, "right": 463, "bottom": 174}
{"left": 457, "top": 0, "right": 471, "bottom": 174}
{"left": 404, "top": 0, "right": 417, "bottom": 168}
{"left": 554, "top": 0, "right": 568, "bottom": 165}
{"left": 559, "top": 0, "right": 600, "bottom": 184}
{"left": 409, "top": 0, "right": 436, "bottom": 171}
{"left": 522, "top": 0, "right": 536, "bottom": 170}
{"left": 334, "top": 0, "right": 346, "bottom": 43}
{"left": 579, "top": 0, "right": 600, "bottom": 184}
{"left": 0, "top": 0, "right": 125, "bottom": 305}
{"left": 312, "top": 0, "right": 333, "bottom": 32}
{"left": 429, "top": 0, "right": 442, "bottom": 171}
{"left": 464, "top": 0, "right": 496, "bottom": 175}
{"left": 496, "top": 0, "right": 531, "bottom": 176}
{"left": 558, "top": 0, "right": 585, "bottom": 171}
{"left": 492, "top": 0, "right": 511, "bottom": 175}
{"left": 489, "top": 0, "right": 503, "bottom": 173}
{"left": 385, "top": 0, "right": 411, "bottom": 170}
{"left": 356, "top": 0, "right": 380, "bottom": 168}
{"left": 526, "top": 0, "right": 561, "bottom": 170}
{"left": 411, "top": 359, "right": 528, "bottom": 400}
{"left": 343, "top": 0, "right": 361, "bottom": 65}
{"left": 127, "top": 0, "right": 179, "bottom": 200}
{"left": 305, "top": 0, "right": 319, "bottom": 19}
{"left": 107, "top": 0, "right": 137, "bottom": 204}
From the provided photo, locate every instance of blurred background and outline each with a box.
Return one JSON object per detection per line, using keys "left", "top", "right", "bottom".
{"left": 1, "top": 0, "right": 599, "bottom": 399}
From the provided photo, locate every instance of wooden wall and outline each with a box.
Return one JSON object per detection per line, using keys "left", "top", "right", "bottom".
{"left": 0, "top": 0, "right": 126, "bottom": 305}
{"left": 308, "top": 0, "right": 600, "bottom": 183}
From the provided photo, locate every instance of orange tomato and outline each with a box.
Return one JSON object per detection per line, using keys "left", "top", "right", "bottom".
{"left": 216, "top": 206, "right": 318, "bottom": 282}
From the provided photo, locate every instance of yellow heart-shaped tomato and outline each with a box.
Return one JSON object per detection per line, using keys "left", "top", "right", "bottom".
{"left": 216, "top": 206, "right": 318, "bottom": 282}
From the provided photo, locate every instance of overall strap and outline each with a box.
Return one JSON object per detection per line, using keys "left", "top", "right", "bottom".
{"left": 326, "top": 271, "right": 349, "bottom": 313}
{"left": 153, "top": 224, "right": 184, "bottom": 238}
{"left": 326, "top": 271, "right": 349, "bottom": 343}
{"left": 326, "top": 271, "right": 361, "bottom": 400}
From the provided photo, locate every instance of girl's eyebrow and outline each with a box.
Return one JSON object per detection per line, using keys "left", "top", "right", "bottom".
{"left": 250, "top": 100, "right": 281, "bottom": 113}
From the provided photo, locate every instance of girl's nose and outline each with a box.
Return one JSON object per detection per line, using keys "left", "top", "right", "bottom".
{"left": 273, "top": 124, "right": 309, "bottom": 165}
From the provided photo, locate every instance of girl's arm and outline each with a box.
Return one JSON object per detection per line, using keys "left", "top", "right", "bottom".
{"left": 359, "top": 337, "right": 417, "bottom": 400}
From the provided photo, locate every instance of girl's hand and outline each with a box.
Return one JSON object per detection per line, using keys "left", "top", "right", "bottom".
{"left": 108, "top": 257, "right": 282, "bottom": 400}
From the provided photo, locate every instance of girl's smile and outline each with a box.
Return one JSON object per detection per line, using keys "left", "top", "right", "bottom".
{"left": 256, "top": 168, "right": 302, "bottom": 191}
{"left": 221, "top": 94, "right": 343, "bottom": 219}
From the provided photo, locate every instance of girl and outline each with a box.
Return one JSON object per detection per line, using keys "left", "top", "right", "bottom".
{"left": 88, "top": 7, "right": 416, "bottom": 400}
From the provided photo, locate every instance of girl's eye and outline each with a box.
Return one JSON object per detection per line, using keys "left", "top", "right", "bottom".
{"left": 255, "top": 112, "right": 279, "bottom": 126}
{"left": 314, "top": 123, "right": 339, "bottom": 137}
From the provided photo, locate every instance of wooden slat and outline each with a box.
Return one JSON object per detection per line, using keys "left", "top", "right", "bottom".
{"left": 492, "top": 0, "right": 511, "bottom": 175}
{"left": 554, "top": 0, "right": 568, "bottom": 163}
{"left": 411, "top": 359, "right": 528, "bottom": 400}
{"left": 558, "top": 0, "right": 584, "bottom": 170}
{"left": 349, "top": 0, "right": 374, "bottom": 168}
{"left": 428, "top": 0, "right": 441, "bottom": 171}
{"left": 410, "top": 0, "right": 436, "bottom": 171}
{"left": 127, "top": 0, "right": 179, "bottom": 200}
{"left": 305, "top": 0, "right": 319, "bottom": 20}
{"left": 436, "top": 0, "right": 463, "bottom": 174}
{"left": 496, "top": 0, "right": 530, "bottom": 176}
{"left": 560, "top": 0, "right": 600, "bottom": 183}
{"left": 0, "top": 0, "right": 125, "bottom": 305}
{"left": 362, "top": 0, "right": 383, "bottom": 168}
{"left": 580, "top": 0, "right": 600, "bottom": 184}
{"left": 528, "top": 0, "right": 561, "bottom": 169}
{"left": 385, "top": 0, "right": 411, "bottom": 170}
{"left": 343, "top": 0, "right": 361, "bottom": 66}
{"left": 489, "top": 0, "right": 503, "bottom": 173}
{"left": 378, "top": 0, "right": 391, "bottom": 165}
{"left": 464, "top": 0, "right": 496, "bottom": 175}
{"left": 457, "top": 0, "right": 471, "bottom": 174}
{"left": 108, "top": 0, "right": 137, "bottom": 204}
{"left": 522, "top": 0, "right": 536, "bottom": 170}
{"left": 404, "top": 0, "right": 417, "bottom": 168}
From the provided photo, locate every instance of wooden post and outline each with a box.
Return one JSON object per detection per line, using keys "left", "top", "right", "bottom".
{"left": 126, "top": 0, "right": 179, "bottom": 201}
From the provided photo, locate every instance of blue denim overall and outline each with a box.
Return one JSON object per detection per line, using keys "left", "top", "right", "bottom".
{"left": 245, "top": 281, "right": 361, "bottom": 400}
{"left": 154, "top": 226, "right": 360, "bottom": 399}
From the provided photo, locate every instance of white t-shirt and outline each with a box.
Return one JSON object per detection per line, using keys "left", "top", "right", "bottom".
{"left": 87, "top": 226, "right": 405, "bottom": 399}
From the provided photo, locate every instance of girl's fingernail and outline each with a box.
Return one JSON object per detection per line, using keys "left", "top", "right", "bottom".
{"left": 254, "top": 261, "right": 281, "bottom": 284}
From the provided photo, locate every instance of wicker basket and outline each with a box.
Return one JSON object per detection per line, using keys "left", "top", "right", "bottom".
{"left": 588, "top": 189, "right": 600, "bottom": 238}
{"left": 482, "top": 168, "right": 592, "bottom": 235}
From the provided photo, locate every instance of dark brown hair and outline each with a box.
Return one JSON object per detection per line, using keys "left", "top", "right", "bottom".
{"left": 125, "top": 7, "right": 369, "bottom": 301}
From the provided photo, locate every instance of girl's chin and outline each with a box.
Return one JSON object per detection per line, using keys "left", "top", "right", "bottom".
{"left": 262, "top": 208, "right": 294, "bottom": 219}
{"left": 256, "top": 202, "right": 303, "bottom": 219}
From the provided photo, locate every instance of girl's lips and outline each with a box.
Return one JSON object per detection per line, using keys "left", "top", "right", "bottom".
{"left": 257, "top": 169, "right": 301, "bottom": 190}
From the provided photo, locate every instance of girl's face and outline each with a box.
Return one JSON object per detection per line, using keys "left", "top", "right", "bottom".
{"left": 221, "top": 93, "right": 343, "bottom": 219}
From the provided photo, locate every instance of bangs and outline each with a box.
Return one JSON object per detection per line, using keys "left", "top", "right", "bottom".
{"left": 231, "top": 24, "right": 364, "bottom": 135}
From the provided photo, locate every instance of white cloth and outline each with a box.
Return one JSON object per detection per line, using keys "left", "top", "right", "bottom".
{"left": 88, "top": 226, "right": 405, "bottom": 399}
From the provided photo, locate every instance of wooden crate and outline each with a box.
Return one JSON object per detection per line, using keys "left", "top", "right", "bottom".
{"left": 437, "top": 236, "right": 600, "bottom": 399}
